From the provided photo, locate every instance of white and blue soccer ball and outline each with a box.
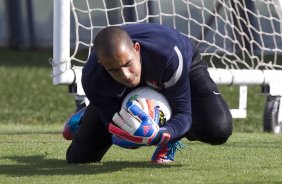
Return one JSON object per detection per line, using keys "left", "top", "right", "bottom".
{"left": 122, "top": 87, "right": 172, "bottom": 121}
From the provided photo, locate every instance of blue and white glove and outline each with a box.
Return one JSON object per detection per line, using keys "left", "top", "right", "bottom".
{"left": 111, "top": 98, "right": 158, "bottom": 149}
{"left": 109, "top": 98, "right": 171, "bottom": 147}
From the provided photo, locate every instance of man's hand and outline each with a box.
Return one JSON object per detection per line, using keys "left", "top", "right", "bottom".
{"left": 108, "top": 98, "right": 170, "bottom": 146}
{"left": 111, "top": 98, "right": 156, "bottom": 148}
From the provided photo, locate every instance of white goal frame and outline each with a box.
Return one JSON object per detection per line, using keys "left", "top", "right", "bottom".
{"left": 52, "top": 0, "right": 282, "bottom": 119}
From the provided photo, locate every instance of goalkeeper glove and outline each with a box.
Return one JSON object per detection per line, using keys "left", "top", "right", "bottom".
{"left": 111, "top": 98, "right": 155, "bottom": 149}
{"left": 109, "top": 98, "right": 171, "bottom": 146}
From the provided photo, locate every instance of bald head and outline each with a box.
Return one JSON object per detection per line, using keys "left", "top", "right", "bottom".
{"left": 93, "top": 26, "right": 142, "bottom": 87}
{"left": 94, "top": 26, "right": 133, "bottom": 58}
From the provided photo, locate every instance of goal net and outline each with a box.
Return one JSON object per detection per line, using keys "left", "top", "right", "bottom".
{"left": 52, "top": 0, "right": 282, "bottom": 121}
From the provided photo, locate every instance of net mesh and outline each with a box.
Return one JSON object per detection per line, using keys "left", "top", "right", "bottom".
{"left": 69, "top": 0, "right": 282, "bottom": 70}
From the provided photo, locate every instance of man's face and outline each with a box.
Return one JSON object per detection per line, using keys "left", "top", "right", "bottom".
{"left": 99, "top": 42, "right": 141, "bottom": 88}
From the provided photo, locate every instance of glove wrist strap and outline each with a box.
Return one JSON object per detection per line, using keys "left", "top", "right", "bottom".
{"left": 157, "top": 132, "right": 171, "bottom": 146}
{"left": 152, "top": 127, "right": 171, "bottom": 146}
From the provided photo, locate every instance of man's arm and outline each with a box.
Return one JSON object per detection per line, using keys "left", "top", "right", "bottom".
{"left": 162, "top": 46, "right": 193, "bottom": 140}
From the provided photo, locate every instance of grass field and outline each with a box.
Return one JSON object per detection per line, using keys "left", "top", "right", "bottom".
{"left": 1, "top": 49, "right": 282, "bottom": 183}
{"left": 0, "top": 131, "right": 282, "bottom": 184}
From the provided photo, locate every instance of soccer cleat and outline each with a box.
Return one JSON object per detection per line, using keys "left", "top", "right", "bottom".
{"left": 151, "top": 141, "right": 185, "bottom": 164}
{"left": 63, "top": 106, "right": 86, "bottom": 140}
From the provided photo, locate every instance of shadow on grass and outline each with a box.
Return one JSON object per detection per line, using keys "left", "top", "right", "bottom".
{"left": 0, "top": 155, "right": 183, "bottom": 176}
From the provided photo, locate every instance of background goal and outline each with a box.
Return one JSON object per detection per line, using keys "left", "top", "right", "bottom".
{"left": 52, "top": 0, "right": 282, "bottom": 132}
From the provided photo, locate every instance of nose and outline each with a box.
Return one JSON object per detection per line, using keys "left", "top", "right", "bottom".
{"left": 120, "top": 68, "right": 132, "bottom": 81}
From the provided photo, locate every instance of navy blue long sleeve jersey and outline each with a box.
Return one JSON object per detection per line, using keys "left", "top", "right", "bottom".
{"left": 82, "top": 23, "right": 196, "bottom": 140}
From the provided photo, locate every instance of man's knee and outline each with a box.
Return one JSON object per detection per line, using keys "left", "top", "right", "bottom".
{"left": 205, "top": 116, "right": 233, "bottom": 145}
{"left": 66, "top": 138, "right": 111, "bottom": 164}
{"left": 66, "top": 141, "right": 95, "bottom": 164}
{"left": 187, "top": 113, "right": 233, "bottom": 145}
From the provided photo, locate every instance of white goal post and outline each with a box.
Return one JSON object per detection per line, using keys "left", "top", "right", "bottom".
{"left": 52, "top": 0, "right": 282, "bottom": 125}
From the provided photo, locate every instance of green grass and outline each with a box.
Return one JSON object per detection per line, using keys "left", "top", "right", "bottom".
{"left": 0, "top": 131, "right": 281, "bottom": 184}
{"left": 0, "top": 49, "right": 281, "bottom": 183}
{"left": 0, "top": 49, "right": 74, "bottom": 126}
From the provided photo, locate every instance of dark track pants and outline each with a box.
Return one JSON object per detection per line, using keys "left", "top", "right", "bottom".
{"left": 185, "top": 56, "right": 233, "bottom": 145}
{"left": 66, "top": 104, "right": 112, "bottom": 163}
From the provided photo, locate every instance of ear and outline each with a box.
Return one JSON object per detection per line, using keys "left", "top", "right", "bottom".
{"left": 133, "top": 42, "right": 140, "bottom": 53}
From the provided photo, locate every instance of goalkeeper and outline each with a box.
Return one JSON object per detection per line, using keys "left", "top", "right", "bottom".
{"left": 63, "top": 23, "right": 233, "bottom": 164}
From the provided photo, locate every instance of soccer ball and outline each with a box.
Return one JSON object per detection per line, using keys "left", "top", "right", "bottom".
{"left": 122, "top": 87, "right": 172, "bottom": 122}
